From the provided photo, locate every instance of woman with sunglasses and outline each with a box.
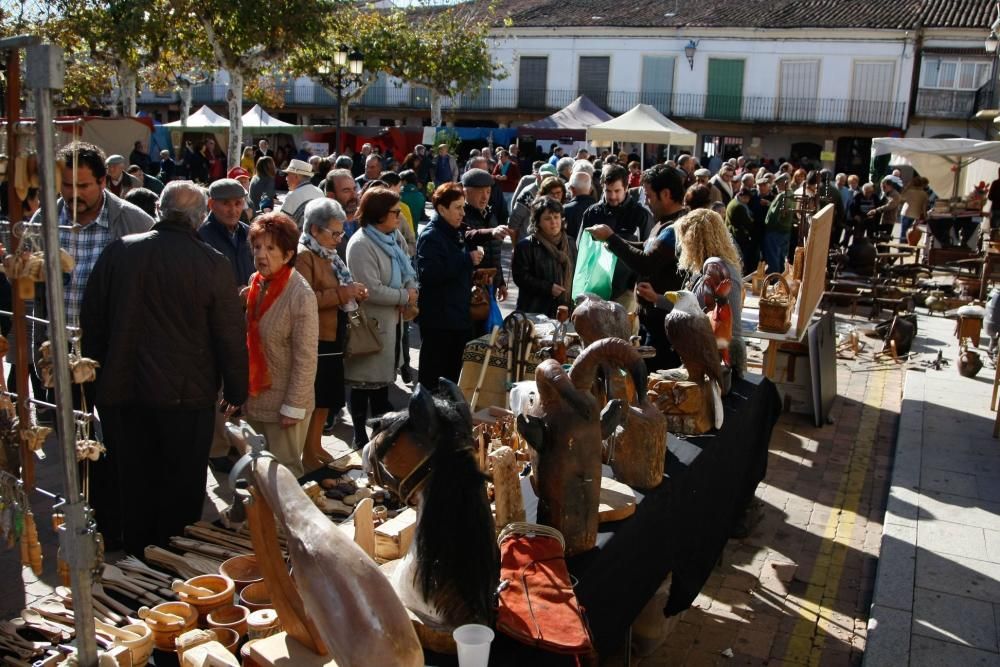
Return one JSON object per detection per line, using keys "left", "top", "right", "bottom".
{"left": 344, "top": 187, "right": 417, "bottom": 449}
{"left": 297, "top": 198, "right": 369, "bottom": 469}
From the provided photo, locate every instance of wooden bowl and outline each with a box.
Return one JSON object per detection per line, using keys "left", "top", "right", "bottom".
{"left": 114, "top": 623, "right": 154, "bottom": 666}
{"left": 239, "top": 581, "right": 272, "bottom": 612}
{"left": 206, "top": 604, "right": 250, "bottom": 638}
{"left": 175, "top": 574, "right": 236, "bottom": 626}
{"left": 219, "top": 555, "right": 262, "bottom": 594}
{"left": 211, "top": 627, "right": 240, "bottom": 655}
{"left": 145, "top": 601, "right": 198, "bottom": 652}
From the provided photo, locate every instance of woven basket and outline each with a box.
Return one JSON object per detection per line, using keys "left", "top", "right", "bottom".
{"left": 758, "top": 273, "right": 793, "bottom": 334}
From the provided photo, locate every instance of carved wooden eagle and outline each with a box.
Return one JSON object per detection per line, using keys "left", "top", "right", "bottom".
{"left": 663, "top": 290, "right": 724, "bottom": 429}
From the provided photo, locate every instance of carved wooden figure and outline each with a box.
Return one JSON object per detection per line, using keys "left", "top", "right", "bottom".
{"left": 517, "top": 339, "right": 626, "bottom": 555}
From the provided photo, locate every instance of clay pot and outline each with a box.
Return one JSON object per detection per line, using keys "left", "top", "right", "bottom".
{"left": 144, "top": 601, "right": 198, "bottom": 652}
{"left": 219, "top": 555, "right": 262, "bottom": 594}
{"left": 239, "top": 581, "right": 272, "bottom": 612}
{"left": 246, "top": 608, "right": 281, "bottom": 641}
{"left": 175, "top": 574, "right": 236, "bottom": 626}
{"left": 241, "top": 638, "right": 262, "bottom": 667}
{"left": 206, "top": 604, "right": 250, "bottom": 638}
{"left": 114, "top": 623, "right": 154, "bottom": 666}
{"left": 210, "top": 627, "right": 240, "bottom": 655}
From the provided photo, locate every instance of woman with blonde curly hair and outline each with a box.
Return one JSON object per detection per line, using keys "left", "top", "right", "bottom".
{"left": 638, "top": 208, "right": 746, "bottom": 371}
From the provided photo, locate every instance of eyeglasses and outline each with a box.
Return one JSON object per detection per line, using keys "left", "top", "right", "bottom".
{"left": 323, "top": 228, "right": 345, "bottom": 238}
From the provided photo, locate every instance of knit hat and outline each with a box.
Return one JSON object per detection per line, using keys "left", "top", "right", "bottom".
{"left": 461, "top": 168, "right": 494, "bottom": 188}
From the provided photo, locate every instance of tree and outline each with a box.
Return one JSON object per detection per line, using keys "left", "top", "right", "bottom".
{"left": 168, "top": 0, "right": 340, "bottom": 168}
{"left": 389, "top": 2, "right": 510, "bottom": 127}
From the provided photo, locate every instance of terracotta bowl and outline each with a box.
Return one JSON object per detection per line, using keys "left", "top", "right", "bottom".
{"left": 210, "top": 627, "right": 240, "bottom": 655}
{"left": 144, "top": 601, "right": 198, "bottom": 652}
{"left": 175, "top": 574, "right": 236, "bottom": 626}
{"left": 239, "top": 581, "right": 272, "bottom": 612}
{"left": 114, "top": 623, "right": 154, "bottom": 666}
{"left": 206, "top": 604, "right": 250, "bottom": 638}
{"left": 219, "top": 555, "right": 262, "bottom": 594}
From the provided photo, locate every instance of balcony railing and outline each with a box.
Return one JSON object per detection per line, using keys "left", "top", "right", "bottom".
{"left": 914, "top": 87, "right": 980, "bottom": 118}
{"left": 146, "top": 83, "right": 908, "bottom": 127}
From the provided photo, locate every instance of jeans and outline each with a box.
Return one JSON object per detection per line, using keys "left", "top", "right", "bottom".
{"left": 899, "top": 216, "right": 915, "bottom": 243}
{"left": 762, "top": 231, "right": 791, "bottom": 275}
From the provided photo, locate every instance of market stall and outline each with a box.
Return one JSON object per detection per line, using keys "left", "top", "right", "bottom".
{"left": 586, "top": 103, "right": 697, "bottom": 167}
{"left": 871, "top": 137, "right": 1000, "bottom": 262}
{"left": 519, "top": 95, "right": 613, "bottom": 155}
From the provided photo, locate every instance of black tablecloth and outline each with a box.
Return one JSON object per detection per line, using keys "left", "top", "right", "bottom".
{"left": 428, "top": 374, "right": 781, "bottom": 664}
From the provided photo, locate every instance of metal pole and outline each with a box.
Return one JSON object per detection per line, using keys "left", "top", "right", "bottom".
{"left": 335, "top": 71, "right": 343, "bottom": 156}
{"left": 27, "top": 42, "right": 99, "bottom": 666}
{"left": 5, "top": 47, "right": 33, "bottom": 491}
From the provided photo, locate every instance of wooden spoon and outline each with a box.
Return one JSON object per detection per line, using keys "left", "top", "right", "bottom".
{"left": 54, "top": 585, "right": 120, "bottom": 625}
{"left": 0, "top": 621, "right": 50, "bottom": 651}
{"left": 91, "top": 583, "right": 135, "bottom": 618}
{"left": 8, "top": 616, "right": 64, "bottom": 644}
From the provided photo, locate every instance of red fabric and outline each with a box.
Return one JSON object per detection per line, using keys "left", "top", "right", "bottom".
{"left": 245, "top": 264, "right": 293, "bottom": 397}
{"left": 496, "top": 532, "right": 594, "bottom": 655}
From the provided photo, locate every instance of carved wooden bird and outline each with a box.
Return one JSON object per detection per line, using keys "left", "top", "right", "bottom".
{"left": 663, "top": 290, "right": 724, "bottom": 429}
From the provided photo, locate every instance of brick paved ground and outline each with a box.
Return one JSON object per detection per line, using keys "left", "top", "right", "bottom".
{"left": 641, "top": 321, "right": 904, "bottom": 666}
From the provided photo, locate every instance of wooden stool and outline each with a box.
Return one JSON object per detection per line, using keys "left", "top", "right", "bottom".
{"left": 957, "top": 316, "right": 983, "bottom": 348}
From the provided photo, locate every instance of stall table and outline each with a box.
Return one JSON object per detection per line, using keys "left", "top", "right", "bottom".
{"left": 424, "top": 373, "right": 781, "bottom": 664}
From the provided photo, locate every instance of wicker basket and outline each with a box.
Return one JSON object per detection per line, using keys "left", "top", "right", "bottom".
{"left": 758, "top": 273, "right": 793, "bottom": 334}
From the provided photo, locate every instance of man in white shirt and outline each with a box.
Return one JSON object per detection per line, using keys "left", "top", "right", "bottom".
{"left": 279, "top": 158, "right": 323, "bottom": 227}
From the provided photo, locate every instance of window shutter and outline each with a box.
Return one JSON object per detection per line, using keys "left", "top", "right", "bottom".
{"left": 518, "top": 57, "right": 548, "bottom": 109}
{"left": 850, "top": 61, "right": 895, "bottom": 124}
{"left": 706, "top": 59, "right": 744, "bottom": 120}
{"left": 779, "top": 60, "right": 820, "bottom": 121}
{"left": 641, "top": 56, "right": 675, "bottom": 114}
{"left": 578, "top": 56, "right": 610, "bottom": 109}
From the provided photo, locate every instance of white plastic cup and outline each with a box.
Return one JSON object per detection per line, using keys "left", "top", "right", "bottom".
{"left": 452, "top": 623, "right": 494, "bottom": 667}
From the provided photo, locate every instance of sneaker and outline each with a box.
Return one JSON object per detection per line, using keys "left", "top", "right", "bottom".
{"left": 399, "top": 366, "right": 412, "bottom": 383}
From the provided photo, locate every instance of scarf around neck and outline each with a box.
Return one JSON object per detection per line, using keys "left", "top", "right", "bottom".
{"left": 299, "top": 231, "right": 352, "bottom": 285}
{"left": 535, "top": 231, "right": 574, "bottom": 296}
{"left": 246, "top": 264, "right": 293, "bottom": 397}
{"left": 362, "top": 225, "right": 415, "bottom": 288}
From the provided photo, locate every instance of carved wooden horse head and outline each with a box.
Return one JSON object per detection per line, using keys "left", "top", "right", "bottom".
{"left": 366, "top": 380, "right": 498, "bottom": 628}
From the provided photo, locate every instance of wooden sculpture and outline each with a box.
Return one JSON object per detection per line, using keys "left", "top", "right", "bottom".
{"left": 516, "top": 339, "right": 626, "bottom": 555}
{"left": 572, "top": 294, "right": 632, "bottom": 346}
{"left": 248, "top": 456, "right": 422, "bottom": 667}
{"left": 366, "top": 380, "right": 498, "bottom": 630}
{"left": 662, "top": 291, "right": 725, "bottom": 429}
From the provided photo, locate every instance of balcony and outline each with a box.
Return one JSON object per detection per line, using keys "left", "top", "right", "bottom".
{"left": 914, "top": 87, "right": 982, "bottom": 118}
{"left": 147, "top": 82, "right": 908, "bottom": 128}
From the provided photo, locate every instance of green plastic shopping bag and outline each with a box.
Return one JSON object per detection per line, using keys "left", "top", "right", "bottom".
{"left": 572, "top": 232, "right": 617, "bottom": 300}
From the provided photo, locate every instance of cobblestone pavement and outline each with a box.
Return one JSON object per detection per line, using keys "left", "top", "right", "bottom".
{"left": 641, "top": 316, "right": 904, "bottom": 666}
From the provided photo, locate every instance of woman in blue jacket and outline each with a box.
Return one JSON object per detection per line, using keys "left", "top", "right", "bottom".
{"left": 415, "top": 183, "right": 485, "bottom": 390}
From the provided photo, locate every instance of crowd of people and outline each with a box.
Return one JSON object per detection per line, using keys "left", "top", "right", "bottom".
{"left": 16, "top": 131, "right": 929, "bottom": 555}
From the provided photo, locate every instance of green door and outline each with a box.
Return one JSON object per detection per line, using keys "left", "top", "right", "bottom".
{"left": 706, "top": 59, "right": 744, "bottom": 121}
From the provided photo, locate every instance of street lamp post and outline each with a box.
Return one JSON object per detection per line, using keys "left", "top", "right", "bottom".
{"left": 320, "top": 46, "right": 364, "bottom": 156}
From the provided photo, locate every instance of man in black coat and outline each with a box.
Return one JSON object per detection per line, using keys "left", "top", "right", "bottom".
{"left": 563, "top": 171, "right": 595, "bottom": 243}
{"left": 81, "top": 180, "right": 248, "bottom": 555}
{"left": 461, "top": 168, "right": 511, "bottom": 304}
{"left": 579, "top": 164, "right": 652, "bottom": 315}
{"left": 198, "top": 179, "right": 254, "bottom": 287}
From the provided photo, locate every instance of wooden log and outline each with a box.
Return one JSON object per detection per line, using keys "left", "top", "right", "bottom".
{"left": 489, "top": 446, "right": 525, "bottom": 532}
{"left": 646, "top": 378, "right": 713, "bottom": 435}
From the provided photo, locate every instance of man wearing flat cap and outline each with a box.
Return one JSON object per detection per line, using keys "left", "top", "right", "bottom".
{"left": 279, "top": 158, "right": 324, "bottom": 227}
{"left": 461, "top": 167, "right": 511, "bottom": 309}
{"left": 197, "top": 178, "right": 254, "bottom": 472}
{"left": 105, "top": 154, "right": 141, "bottom": 198}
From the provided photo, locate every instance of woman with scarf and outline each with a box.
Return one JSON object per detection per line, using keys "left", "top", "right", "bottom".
{"left": 511, "top": 196, "right": 576, "bottom": 317}
{"left": 245, "top": 213, "right": 319, "bottom": 478}
{"left": 297, "top": 198, "right": 369, "bottom": 470}
{"left": 344, "top": 187, "right": 417, "bottom": 449}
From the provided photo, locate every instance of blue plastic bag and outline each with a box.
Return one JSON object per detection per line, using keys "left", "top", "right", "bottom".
{"left": 486, "top": 289, "right": 504, "bottom": 331}
{"left": 572, "top": 232, "right": 617, "bottom": 300}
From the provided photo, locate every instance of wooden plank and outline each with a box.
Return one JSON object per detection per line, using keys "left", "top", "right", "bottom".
{"left": 374, "top": 508, "right": 418, "bottom": 561}
{"left": 598, "top": 477, "right": 636, "bottom": 523}
{"left": 248, "top": 632, "right": 341, "bottom": 667}
{"left": 795, "top": 203, "right": 833, "bottom": 335}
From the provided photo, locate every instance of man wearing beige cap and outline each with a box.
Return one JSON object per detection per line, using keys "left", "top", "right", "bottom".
{"left": 279, "top": 158, "right": 323, "bottom": 226}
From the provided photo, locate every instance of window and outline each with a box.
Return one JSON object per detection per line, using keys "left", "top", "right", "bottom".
{"left": 518, "top": 56, "right": 548, "bottom": 109}
{"left": 361, "top": 72, "right": 388, "bottom": 106}
{"left": 921, "top": 57, "right": 991, "bottom": 90}
{"left": 778, "top": 60, "right": 820, "bottom": 121}
{"left": 850, "top": 61, "right": 895, "bottom": 124}
{"left": 641, "top": 55, "right": 675, "bottom": 114}
{"left": 578, "top": 56, "right": 610, "bottom": 109}
{"left": 706, "top": 59, "right": 744, "bottom": 121}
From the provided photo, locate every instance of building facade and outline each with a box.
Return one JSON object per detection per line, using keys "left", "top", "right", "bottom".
{"left": 137, "top": 0, "right": 996, "bottom": 170}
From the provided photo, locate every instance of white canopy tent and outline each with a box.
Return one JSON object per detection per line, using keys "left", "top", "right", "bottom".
{"left": 164, "top": 105, "right": 229, "bottom": 129}
{"left": 586, "top": 104, "right": 696, "bottom": 167}
{"left": 241, "top": 104, "right": 294, "bottom": 129}
{"left": 871, "top": 137, "right": 1000, "bottom": 201}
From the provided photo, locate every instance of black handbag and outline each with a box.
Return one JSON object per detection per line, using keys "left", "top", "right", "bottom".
{"left": 345, "top": 307, "right": 382, "bottom": 357}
